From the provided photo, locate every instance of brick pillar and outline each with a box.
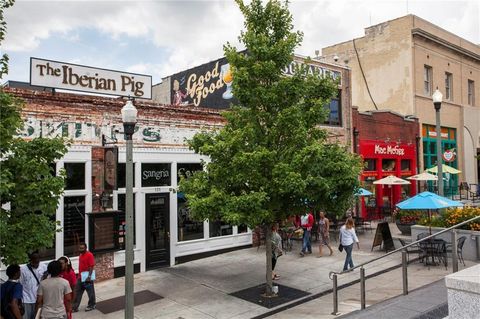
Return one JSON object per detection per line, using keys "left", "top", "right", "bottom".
{"left": 91, "top": 147, "right": 104, "bottom": 212}
{"left": 90, "top": 147, "right": 115, "bottom": 281}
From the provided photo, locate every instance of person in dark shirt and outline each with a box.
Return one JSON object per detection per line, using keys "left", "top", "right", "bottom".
{"left": 1, "top": 264, "right": 24, "bottom": 319}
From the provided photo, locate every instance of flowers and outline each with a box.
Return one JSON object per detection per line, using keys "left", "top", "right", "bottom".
{"left": 416, "top": 207, "right": 480, "bottom": 231}
{"left": 443, "top": 207, "right": 480, "bottom": 231}
{"left": 394, "top": 210, "right": 424, "bottom": 224}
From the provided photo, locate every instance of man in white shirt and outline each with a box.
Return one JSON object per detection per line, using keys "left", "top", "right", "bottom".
{"left": 20, "top": 252, "right": 47, "bottom": 319}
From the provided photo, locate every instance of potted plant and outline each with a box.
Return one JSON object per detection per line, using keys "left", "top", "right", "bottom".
{"left": 394, "top": 210, "right": 424, "bottom": 235}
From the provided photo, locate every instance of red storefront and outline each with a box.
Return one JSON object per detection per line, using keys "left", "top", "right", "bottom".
{"left": 359, "top": 140, "right": 417, "bottom": 219}
{"left": 352, "top": 108, "right": 420, "bottom": 219}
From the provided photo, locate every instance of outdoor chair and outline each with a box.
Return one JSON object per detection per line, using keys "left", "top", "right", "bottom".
{"left": 366, "top": 207, "right": 377, "bottom": 222}
{"left": 354, "top": 216, "right": 365, "bottom": 233}
{"left": 417, "top": 232, "right": 429, "bottom": 241}
{"left": 446, "top": 236, "right": 467, "bottom": 266}
{"left": 329, "top": 215, "right": 339, "bottom": 242}
{"left": 398, "top": 238, "right": 421, "bottom": 263}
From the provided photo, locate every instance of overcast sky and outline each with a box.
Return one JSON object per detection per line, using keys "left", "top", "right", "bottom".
{"left": 2, "top": 0, "right": 479, "bottom": 85}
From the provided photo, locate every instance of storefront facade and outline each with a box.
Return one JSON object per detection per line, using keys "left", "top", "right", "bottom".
{"left": 352, "top": 108, "right": 420, "bottom": 219}
{"left": 323, "top": 14, "right": 480, "bottom": 189}
{"left": 5, "top": 86, "right": 252, "bottom": 280}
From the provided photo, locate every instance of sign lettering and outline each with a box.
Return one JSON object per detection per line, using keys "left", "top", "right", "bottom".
{"left": 30, "top": 58, "right": 152, "bottom": 98}
{"left": 374, "top": 144, "right": 405, "bottom": 156}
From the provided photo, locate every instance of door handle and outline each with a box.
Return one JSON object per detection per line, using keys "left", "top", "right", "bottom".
{"left": 167, "top": 232, "right": 170, "bottom": 239}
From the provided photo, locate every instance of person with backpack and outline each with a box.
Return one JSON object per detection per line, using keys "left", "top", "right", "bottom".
{"left": 20, "top": 253, "right": 47, "bottom": 319}
{"left": 0, "top": 264, "right": 24, "bottom": 319}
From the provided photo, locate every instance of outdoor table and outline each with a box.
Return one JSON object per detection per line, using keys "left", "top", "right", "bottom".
{"left": 419, "top": 238, "right": 447, "bottom": 268}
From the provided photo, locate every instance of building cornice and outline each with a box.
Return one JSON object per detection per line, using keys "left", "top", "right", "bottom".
{"left": 412, "top": 28, "right": 480, "bottom": 61}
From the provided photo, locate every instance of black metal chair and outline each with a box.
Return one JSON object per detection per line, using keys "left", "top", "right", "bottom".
{"left": 398, "top": 238, "right": 421, "bottom": 263}
{"left": 446, "top": 236, "right": 467, "bottom": 266}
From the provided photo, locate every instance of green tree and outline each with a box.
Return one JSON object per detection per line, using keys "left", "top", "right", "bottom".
{"left": 179, "top": 0, "right": 362, "bottom": 295}
{"left": 0, "top": 0, "right": 15, "bottom": 78}
{"left": 0, "top": 1, "right": 68, "bottom": 263}
{"left": 0, "top": 92, "right": 69, "bottom": 265}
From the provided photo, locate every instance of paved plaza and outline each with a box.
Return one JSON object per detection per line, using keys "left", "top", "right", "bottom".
{"left": 72, "top": 223, "right": 476, "bottom": 319}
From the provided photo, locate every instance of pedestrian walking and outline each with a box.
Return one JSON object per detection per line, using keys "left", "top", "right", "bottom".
{"left": 72, "top": 243, "right": 96, "bottom": 312}
{"left": 317, "top": 211, "right": 333, "bottom": 257}
{"left": 0, "top": 264, "right": 24, "bottom": 319}
{"left": 339, "top": 217, "right": 360, "bottom": 271}
{"left": 271, "top": 224, "right": 283, "bottom": 280}
{"left": 58, "top": 257, "right": 76, "bottom": 319}
{"left": 20, "top": 252, "right": 47, "bottom": 319}
{"left": 299, "top": 211, "right": 314, "bottom": 257}
{"left": 36, "top": 261, "right": 72, "bottom": 319}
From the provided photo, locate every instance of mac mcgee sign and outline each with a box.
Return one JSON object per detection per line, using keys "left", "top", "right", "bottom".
{"left": 30, "top": 58, "right": 152, "bottom": 99}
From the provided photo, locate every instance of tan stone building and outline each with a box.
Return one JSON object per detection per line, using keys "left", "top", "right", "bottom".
{"left": 322, "top": 15, "right": 480, "bottom": 190}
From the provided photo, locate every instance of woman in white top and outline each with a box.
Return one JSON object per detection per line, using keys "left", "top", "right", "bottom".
{"left": 340, "top": 217, "right": 360, "bottom": 271}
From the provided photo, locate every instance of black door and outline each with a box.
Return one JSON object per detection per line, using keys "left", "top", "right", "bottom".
{"left": 145, "top": 193, "right": 170, "bottom": 269}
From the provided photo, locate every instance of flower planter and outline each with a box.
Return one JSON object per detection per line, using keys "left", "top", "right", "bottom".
{"left": 396, "top": 221, "right": 415, "bottom": 235}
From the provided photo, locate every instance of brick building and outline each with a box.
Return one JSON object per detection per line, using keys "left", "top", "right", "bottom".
{"left": 323, "top": 15, "right": 480, "bottom": 192}
{"left": 352, "top": 107, "right": 420, "bottom": 218}
{"left": 4, "top": 86, "right": 254, "bottom": 280}
{"left": 153, "top": 54, "right": 354, "bottom": 147}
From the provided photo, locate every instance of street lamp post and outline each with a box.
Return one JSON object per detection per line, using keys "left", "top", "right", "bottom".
{"left": 121, "top": 100, "right": 137, "bottom": 319}
{"left": 432, "top": 89, "right": 443, "bottom": 196}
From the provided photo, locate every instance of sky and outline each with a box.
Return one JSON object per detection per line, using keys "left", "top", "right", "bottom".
{"left": 2, "top": 0, "right": 479, "bottom": 85}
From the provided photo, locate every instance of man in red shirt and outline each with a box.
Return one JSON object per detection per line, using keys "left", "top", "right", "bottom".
{"left": 72, "top": 242, "right": 96, "bottom": 312}
{"left": 300, "top": 211, "right": 314, "bottom": 256}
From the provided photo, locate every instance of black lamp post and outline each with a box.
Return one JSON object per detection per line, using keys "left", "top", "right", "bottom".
{"left": 432, "top": 89, "right": 443, "bottom": 196}
{"left": 121, "top": 99, "right": 137, "bottom": 319}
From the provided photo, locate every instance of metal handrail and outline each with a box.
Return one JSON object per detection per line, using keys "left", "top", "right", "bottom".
{"left": 329, "top": 215, "right": 480, "bottom": 280}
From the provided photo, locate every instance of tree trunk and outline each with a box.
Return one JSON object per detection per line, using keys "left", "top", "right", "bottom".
{"left": 265, "top": 223, "right": 273, "bottom": 296}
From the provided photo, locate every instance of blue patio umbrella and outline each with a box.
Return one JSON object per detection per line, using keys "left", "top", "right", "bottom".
{"left": 355, "top": 188, "right": 373, "bottom": 197}
{"left": 396, "top": 191, "right": 463, "bottom": 234}
{"left": 396, "top": 191, "right": 463, "bottom": 210}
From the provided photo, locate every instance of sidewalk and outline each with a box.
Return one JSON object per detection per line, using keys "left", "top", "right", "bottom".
{"left": 72, "top": 223, "right": 476, "bottom": 319}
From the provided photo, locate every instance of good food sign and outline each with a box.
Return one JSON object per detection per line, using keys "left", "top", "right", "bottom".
{"left": 30, "top": 57, "right": 152, "bottom": 99}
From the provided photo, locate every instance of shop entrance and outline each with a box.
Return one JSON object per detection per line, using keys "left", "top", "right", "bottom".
{"left": 145, "top": 193, "right": 170, "bottom": 269}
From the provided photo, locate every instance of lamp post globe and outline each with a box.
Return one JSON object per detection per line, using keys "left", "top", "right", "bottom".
{"left": 432, "top": 89, "right": 443, "bottom": 110}
{"left": 432, "top": 89, "right": 443, "bottom": 196}
{"left": 122, "top": 99, "right": 137, "bottom": 319}
{"left": 121, "top": 100, "right": 138, "bottom": 136}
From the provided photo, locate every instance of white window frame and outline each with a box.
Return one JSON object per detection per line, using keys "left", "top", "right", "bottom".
{"left": 424, "top": 65, "right": 432, "bottom": 96}
{"left": 445, "top": 72, "right": 452, "bottom": 101}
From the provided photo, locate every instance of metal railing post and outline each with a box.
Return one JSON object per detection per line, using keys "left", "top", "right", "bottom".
{"left": 332, "top": 274, "right": 339, "bottom": 315}
{"left": 452, "top": 230, "right": 458, "bottom": 273}
{"left": 402, "top": 251, "right": 408, "bottom": 295}
{"left": 360, "top": 267, "right": 366, "bottom": 309}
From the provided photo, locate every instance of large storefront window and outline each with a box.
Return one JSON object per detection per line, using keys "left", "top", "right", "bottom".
{"left": 38, "top": 213, "right": 56, "bottom": 261}
{"left": 117, "top": 194, "right": 136, "bottom": 246}
{"left": 178, "top": 195, "right": 204, "bottom": 241}
{"left": 382, "top": 159, "right": 395, "bottom": 171}
{"left": 210, "top": 220, "right": 233, "bottom": 237}
{"left": 63, "top": 196, "right": 86, "bottom": 257}
{"left": 177, "top": 163, "right": 204, "bottom": 242}
{"left": 364, "top": 159, "right": 376, "bottom": 171}
{"left": 141, "top": 163, "right": 171, "bottom": 187}
{"left": 422, "top": 125, "right": 458, "bottom": 194}
{"left": 117, "top": 163, "right": 136, "bottom": 188}
{"left": 64, "top": 163, "right": 85, "bottom": 190}
{"left": 238, "top": 224, "right": 248, "bottom": 233}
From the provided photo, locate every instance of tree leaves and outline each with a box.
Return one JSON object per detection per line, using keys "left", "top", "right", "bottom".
{"left": 179, "top": 0, "right": 362, "bottom": 230}
{"left": 0, "top": 89, "right": 68, "bottom": 265}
